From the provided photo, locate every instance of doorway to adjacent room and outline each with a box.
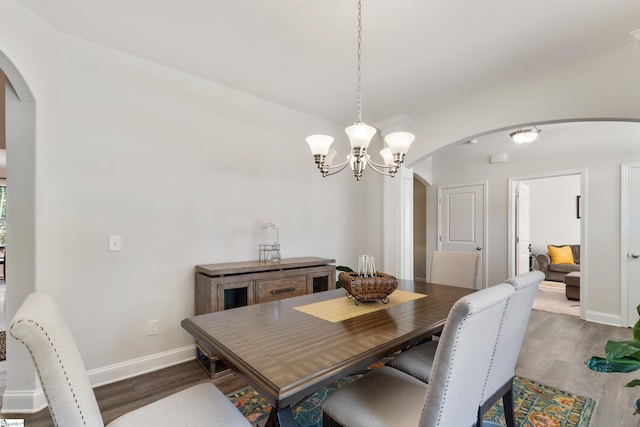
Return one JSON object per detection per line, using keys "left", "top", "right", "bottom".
{"left": 510, "top": 171, "right": 583, "bottom": 318}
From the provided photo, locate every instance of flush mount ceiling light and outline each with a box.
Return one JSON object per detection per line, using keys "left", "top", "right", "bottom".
{"left": 305, "top": 0, "right": 414, "bottom": 181}
{"left": 510, "top": 127, "right": 541, "bottom": 144}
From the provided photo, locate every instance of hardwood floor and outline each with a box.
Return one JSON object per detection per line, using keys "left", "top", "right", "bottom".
{"left": 0, "top": 360, "right": 246, "bottom": 426}
{"left": 518, "top": 310, "right": 639, "bottom": 427}
{"left": 0, "top": 309, "right": 637, "bottom": 426}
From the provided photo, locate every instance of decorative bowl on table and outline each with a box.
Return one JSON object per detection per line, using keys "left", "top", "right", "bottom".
{"left": 338, "top": 271, "right": 399, "bottom": 305}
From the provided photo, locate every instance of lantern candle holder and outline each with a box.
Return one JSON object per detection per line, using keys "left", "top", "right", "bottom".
{"left": 259, "top": 221, "right": 281, "bottom": 263}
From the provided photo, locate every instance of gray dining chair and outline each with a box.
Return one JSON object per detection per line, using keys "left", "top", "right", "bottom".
{"left": 10, "top": 292, "right": 251, "bottom": 427}
{"left": 322, "top": 283, "right": 515, "bottom": 427}
{"left": 430, "top": 250, "right": 480, "bottom": 289}
{"left": 388, "top": 271, "right": 544, "bottom": 427}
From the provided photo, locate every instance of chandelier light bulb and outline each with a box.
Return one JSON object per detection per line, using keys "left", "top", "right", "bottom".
{"left": 345, "top": 123, "right": 377, "bottom": 150}
{"left": 380, "top": 148, "right": 395, "bottom": 166}
{"left": 306, "top": 135, "right": 334, "bottom": 155}
{"left": 325, "top": 149, "right": 337, "bottom": 166}
{"left": 384, "top": 132, "right": 415, "bottom": 155}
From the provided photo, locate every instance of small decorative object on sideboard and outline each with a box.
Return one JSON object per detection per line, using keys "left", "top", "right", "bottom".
{"left": 259, "top": 221, "right": 281, "bottom": 263}
{"left": 339, "top": 255, "right": 398, "bottom": 305}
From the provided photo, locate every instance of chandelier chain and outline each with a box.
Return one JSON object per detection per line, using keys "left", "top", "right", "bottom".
{"left": 357, "top": 0, "right": 362, "bottom": 123}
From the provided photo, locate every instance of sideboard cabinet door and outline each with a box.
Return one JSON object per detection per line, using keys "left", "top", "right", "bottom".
{"left": 216, "top": 280, "right": 255, "bottom": 311}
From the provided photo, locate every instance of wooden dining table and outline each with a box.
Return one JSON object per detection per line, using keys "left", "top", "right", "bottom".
{"left": 181, "top": 280, "right": 473, "bottom": 427}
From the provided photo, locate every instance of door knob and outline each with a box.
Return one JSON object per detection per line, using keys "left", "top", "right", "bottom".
{"left": 476, "top": 247, "right": 482, "bottom": 251}
{"left": 632, "top": 253, "right": 640, "bottom": 259}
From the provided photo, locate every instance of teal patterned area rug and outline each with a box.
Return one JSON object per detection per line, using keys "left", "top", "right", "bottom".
{"left": 227, "top": 363, "right": 594, "bottom": 427}
{"left": 484, "top": 377, "right": 594, "bottom": 427}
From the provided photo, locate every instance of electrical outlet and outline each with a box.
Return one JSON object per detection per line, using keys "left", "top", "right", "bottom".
{"left": 147, "top": 320, "right": 158, "bottom": 336}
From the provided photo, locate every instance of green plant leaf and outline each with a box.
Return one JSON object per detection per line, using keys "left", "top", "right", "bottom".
{"left": 586, "top": 356, "right": 640, "bottom": 373}
{"left": 626, "top": 379, "right": 640, "bottom": 388}
{"left": 335, "top": 266, "right": 353, "bottom": 289}
{"left": 605, "top": 340, "right": 640, "bottom": 360}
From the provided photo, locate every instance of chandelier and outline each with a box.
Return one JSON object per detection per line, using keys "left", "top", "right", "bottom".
{"left": 510, "top": 127, "right": 541, "bottom": 144}
{"left": 305, "top": 0, "right": 414, "bottom": 181}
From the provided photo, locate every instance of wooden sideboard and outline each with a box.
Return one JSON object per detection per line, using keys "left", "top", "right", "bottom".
{"left": 194, "top": 256, "right": 336, "bottom": 377}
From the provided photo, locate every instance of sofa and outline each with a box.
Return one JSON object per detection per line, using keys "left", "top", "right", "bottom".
{"left": 535, "top": 244, "right": 580, "bottom": 282}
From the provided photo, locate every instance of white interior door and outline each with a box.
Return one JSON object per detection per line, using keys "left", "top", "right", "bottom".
{"left": 438, "top": 183, "right": 485, "bottom": 287}
{"left": 516, "top": 182, "right": 531, "bottom": 275}
{"left": 626, "top": 165, "right": 640, "bottom": 326}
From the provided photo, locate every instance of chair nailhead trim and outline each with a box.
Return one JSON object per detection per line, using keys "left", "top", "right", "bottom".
{"left": 481, "top": 298, "right": 509, "bottom": 402}
{"left": 426, "top": 308, "right": 471, "bottom": 426}
{"left": 11, "top": 319, "right": 89, "bottom": 426}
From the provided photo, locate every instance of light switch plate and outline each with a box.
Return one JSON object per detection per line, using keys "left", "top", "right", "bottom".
{"left": 108, "top": 235, "right": 122, "bottom": 252}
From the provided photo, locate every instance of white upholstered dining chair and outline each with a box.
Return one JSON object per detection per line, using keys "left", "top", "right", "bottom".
{"left": 480, "top": 270, "right": 544, "bottom": 427}
{"left": 388, "top": 271, "right": 544, "bottom": 426}
{"left": 430, "top": 250, "right": 480, "bottom": 289}
{"left": 321, "top": 283, "right": 515, "bottom": 427}
{"left": 10, "top": 292, "right": 251, "bottom": 427}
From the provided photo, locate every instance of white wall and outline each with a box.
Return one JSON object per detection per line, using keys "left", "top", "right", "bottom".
{"left": 424, "top": 121, "right": 640, "bottom": 325}
{"left": 50, "top": 34, "right": 375, "bottom": 371}
{"left": 1, "top": 0, "right": 384, "bottom": 412}
{"left": 524, "top": 175, "right": 581, "bottom": 255}
{"left": 406, "top": 44, "right": 640, "bottom": 163}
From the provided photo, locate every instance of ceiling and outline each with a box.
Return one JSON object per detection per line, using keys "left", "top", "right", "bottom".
{"left": 17, "top": 0, "right": 640, "bottom": 126}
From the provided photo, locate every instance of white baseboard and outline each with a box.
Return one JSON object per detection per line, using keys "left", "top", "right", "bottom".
{"left": 584, "top": 310, "right": 622, "bottom": 327}
{"left": 1, "top": 388, "right": 47, "bottom": 414}
{"left": 88, "top": 344, "right": 197, "bottom": 388}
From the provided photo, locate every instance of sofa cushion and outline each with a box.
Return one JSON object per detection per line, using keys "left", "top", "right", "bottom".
{"left": 548, "top": 263, "right": 580, "bottom": 274}
{"left": 548, "top": 245, "right": 575, "bottom": 264}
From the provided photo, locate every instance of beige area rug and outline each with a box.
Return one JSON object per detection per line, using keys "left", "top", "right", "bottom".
{"left": 294, "top": 289, "right": 427, "bottom": 323}
{"left": 533, "top": 281, "right": 580, "bottom": 317}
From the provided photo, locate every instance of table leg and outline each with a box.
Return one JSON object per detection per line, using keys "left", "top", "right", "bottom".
{"left": 265, "top": 405, "right": 296, "bottom": 427}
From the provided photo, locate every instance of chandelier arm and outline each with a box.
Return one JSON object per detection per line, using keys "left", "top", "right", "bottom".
{"left": 367, "top": 158, "right": 396, "bottom": 169}
{"left": 366, "top": 162, "right": 397, "bottom": 177}
{"left": 325, "top": 158, "right": 351, "bottom": 171}
{"left": 323, "top": 159, "right": 352, "bottom": 176}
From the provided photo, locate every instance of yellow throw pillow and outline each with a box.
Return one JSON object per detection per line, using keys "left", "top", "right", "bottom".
{"left": 548, "top": 245, "right": 575, "bottom": 265}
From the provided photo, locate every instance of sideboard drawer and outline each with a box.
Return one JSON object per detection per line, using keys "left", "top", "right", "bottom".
{"left": 256, "top": 276, "right": 307, "bottom": 303}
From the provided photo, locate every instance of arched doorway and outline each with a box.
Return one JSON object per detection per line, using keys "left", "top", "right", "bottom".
{"left": 0, "top": 50, "right": 40, "bottom": 413}
{"left": 398, "top": 121, "right": 640, "bottom": 328}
